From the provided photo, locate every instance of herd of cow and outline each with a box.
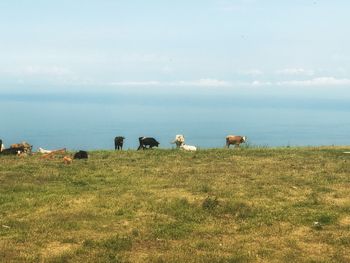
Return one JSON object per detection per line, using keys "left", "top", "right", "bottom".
{"left": 0, "top": 135, "right": 247, "bottom": 157}
{"left": 115, "top": 134, "right": 247, "bottom": 151}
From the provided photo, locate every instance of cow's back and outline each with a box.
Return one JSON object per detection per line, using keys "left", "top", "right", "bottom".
{"left": 226, "top": 135, "right": 243, "bottom": 144}
{"left": 74, "top": 150, "right": 88, "bottom": 159}
{"left": 139, "top": 137, "right": 159, "bottom": 147}
{"left": 227, "top": 135, "right": 239, "bottom": 141}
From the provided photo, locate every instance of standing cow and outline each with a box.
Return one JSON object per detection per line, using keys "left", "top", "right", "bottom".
{"left": 0, "top": 139, "right": 3, "bottom": 152}
{"left": 114, "top": 136, "right": 125, "bottom": 150}
{"left": 171, "top": 134, "right": 185, "bottom": 148}
{"left": 226, "top": 135, "right": 247, "bottom": 148}
{"left": 137, "top": 137, "right": 159, "bottom": 150}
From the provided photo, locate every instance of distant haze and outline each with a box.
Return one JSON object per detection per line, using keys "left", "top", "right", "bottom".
{"left": 1, "top": 92, "right": 349, "bottom": 150}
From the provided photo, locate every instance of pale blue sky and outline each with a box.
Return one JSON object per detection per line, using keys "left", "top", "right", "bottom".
{"left": 1, "top": 0, "right": 350, "bottom": 97}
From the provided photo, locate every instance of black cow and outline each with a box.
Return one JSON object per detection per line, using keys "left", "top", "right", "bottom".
{"left": 114, "top": 136, "right": 125, "bottom": 150}
{"left": 74, "top": 150, "right": 88, "bottom": 159}
{"left": 0, "top": 147, "right": 21, "bottom": 155}
{"left": 137, "top": 137, "right": 159, "bottom": 150}
{"left": 0, "top": 141, "right": 31, "bottom": 155}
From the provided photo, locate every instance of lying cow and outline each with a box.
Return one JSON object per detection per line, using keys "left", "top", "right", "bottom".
{"left": 0, "top": 141, "right": 33, "bottom": 155}
{"left": 226, "top": 135, "right": 247, "bottom": 148}
{"left": 171, "top": 134, "right": 185, "bottom": 148}
{"left": 38, "top": 147, "right": 52, "bottom": 154}
{"left": 137, "top": 137, "right": 159, "bottom": 150}
{"left": 114, "top": 136, "right": 125, "bottom": 150}
{"left": 0, "top": 148, "right": 20, "bottom": 155}
{"left": 11, "top": 142, "right": 33, "bottom": 154}
{"left": 74, "top": 150, "right": 88, "bottom": 159}
{"left": 180, "top": 144, "right": 197, "bottom": 151}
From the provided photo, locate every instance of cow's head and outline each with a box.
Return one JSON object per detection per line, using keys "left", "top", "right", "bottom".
{"left": 242, "top": 136, "right": 247, "bottom": 143}
{"left": 175, "top": 135, "right": 185, "bottom": 142}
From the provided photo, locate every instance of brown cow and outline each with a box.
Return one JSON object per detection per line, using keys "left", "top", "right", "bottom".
{"left": 226, "top": 135, "right": 247, "bottom": 148}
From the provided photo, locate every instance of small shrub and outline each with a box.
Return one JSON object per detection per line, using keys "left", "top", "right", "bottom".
{"left": 317, "top": 213, "right": 335, "bottom": 225}
{"left": 82, "top": 239, "right": 95, "bottom": 247}
{"left": 202, "top": 196, "right": 219, "bottom": 211}
{"left": 131, "top": 228, "right": 139, "bottom": 237}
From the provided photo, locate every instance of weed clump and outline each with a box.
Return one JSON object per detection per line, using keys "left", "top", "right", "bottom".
{"left": 202, "top": 196, "right": 219, "bottom": 211}
{"left": 221, "top": 201, "right": 255, "bottom": 220}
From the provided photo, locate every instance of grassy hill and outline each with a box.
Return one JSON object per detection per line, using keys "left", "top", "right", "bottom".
{"left": 0, "top": 147, "right": 349, "bottom": 262}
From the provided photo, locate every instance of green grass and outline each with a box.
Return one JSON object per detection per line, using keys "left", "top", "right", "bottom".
{"left": 0, "top": 147, "right": 350, "bottom": 262}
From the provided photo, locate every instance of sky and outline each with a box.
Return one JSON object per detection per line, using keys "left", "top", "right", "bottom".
{"left": 1, "top": 0, "right": 350, "bottom": 98}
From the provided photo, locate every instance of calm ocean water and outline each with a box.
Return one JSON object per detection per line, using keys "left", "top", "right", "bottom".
{"left": 1, "top": 90, "right": 349, "bottom": 150}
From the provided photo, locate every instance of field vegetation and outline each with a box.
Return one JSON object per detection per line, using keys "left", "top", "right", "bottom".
{"left": 0, "top": 147, "right": 349, "bottom": 262}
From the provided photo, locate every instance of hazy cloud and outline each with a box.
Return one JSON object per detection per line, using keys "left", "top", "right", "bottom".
{"left": 277, "top": 77, "right": 350, "bottom": 87}
{"left": 109, "top": 79, "right": 230, "bottom": 87}
{"left": 238, "top": 69, "right": 263, "bottom": 76}
{"left": 251, "top": 80, "right": 272, "bottom": 86}
{"left": 177, "top": 79, "right": 230, "bottom": 87}
{"left": 0, "top": 66, "right": 74, "bottom": 77}
{"left": 276, "top": 68, "right": 314, "bottom": 76}
{"left": 109, "top": 81, "right": 161, "bottom": 86}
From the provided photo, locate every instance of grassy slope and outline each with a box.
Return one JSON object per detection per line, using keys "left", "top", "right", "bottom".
{"left": 0, "top": 147, "right": 349, "bottom": 263}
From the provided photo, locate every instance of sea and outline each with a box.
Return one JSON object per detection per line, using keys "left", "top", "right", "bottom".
{"left": 1, "top": 88, "right": 350, "bottom": 150}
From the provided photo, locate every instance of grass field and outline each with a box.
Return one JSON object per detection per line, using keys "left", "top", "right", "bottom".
{"left": 0, "top": 147, "right": 349, "bottom": 262}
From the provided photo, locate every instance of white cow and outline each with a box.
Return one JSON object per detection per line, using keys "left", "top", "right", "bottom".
{"left": 0, "top": 144, "right": 4, "bottom": 152}
{"left": 180, "top": 144, "right": 197, "bottom": 151}
{"left": 172, "top": 134, "right": 185, "bottom": 148}
{"left": 38, "top": 147, "right": 52, "bottom": 154}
